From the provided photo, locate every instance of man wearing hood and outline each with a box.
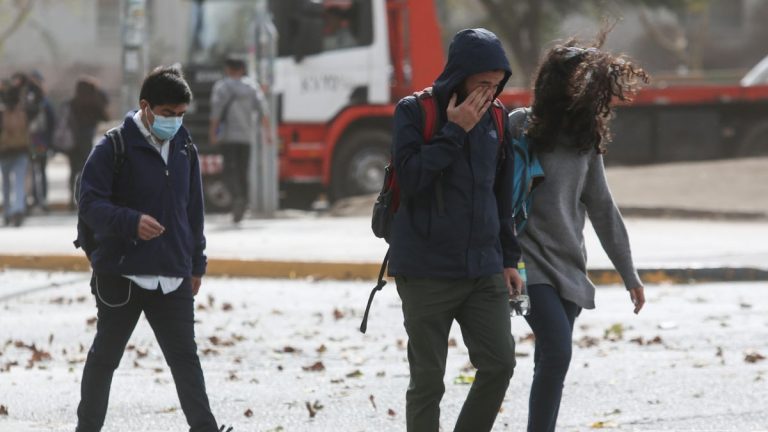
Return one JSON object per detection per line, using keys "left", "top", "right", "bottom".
{"left": 389, "top": 29, "right": 523, "bottom": 431}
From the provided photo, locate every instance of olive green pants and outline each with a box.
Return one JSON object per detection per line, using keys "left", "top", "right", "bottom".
{"left": 396, "top": 273, "right": 516, "bottom": 432}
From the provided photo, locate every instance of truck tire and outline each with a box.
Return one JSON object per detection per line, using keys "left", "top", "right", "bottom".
{"left": 330, "top": 129, "right": 391, "bottom": 200}
{"left": 203, "top": 176, "right": 233, "bottom": 213}
{"left": 739, "top": 121, "right": 768, "bottom": 156}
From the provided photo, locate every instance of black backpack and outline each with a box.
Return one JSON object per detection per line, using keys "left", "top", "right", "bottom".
{"left": 73, "top": 126, "right": 196, "bottom": 259}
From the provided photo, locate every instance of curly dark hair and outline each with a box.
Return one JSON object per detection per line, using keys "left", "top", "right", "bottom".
{"left": 526, "top": 29, "right": 649, "bottom": 154}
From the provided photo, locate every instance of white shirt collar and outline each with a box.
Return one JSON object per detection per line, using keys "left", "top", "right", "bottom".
{"left": 132, "top": 110, "right": 170, "bottom": 148}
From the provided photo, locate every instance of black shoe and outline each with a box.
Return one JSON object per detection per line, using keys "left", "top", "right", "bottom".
{"left": 232, "top": 200, "right": 246, "bottom": 223}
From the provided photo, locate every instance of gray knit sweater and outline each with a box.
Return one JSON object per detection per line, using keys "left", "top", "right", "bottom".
{"left": 510, "top": 109, "right": 642, "bottom": 309}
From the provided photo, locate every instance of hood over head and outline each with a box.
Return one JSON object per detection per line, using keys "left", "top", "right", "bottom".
{"left": 432, "top": 28, "right": 512, "bottom": 115}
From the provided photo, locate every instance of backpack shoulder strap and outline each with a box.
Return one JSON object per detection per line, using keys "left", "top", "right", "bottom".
{"left": 490, "top": 99, "right": 506, "bottom": 145}
{"left": 413, "top": 87, "right": 438, "bottom": 142}
{"left": 105, "top": 125, "right": 125, "bottom": 174}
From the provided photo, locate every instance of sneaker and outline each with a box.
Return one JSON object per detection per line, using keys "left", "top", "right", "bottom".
{"left": 11, "top": 212, "right": 23, "bottom": 227}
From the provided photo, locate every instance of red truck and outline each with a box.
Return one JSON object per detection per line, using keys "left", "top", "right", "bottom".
{"left": 186, "top": 0, "right": 768, "bottom": 210}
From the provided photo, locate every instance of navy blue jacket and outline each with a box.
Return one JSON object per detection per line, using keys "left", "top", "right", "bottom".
{"left": 388, "top": 28, "right": 521, "bottom": 278}
{"left": 78, "top": 113, "right": 207, "bottom": 277}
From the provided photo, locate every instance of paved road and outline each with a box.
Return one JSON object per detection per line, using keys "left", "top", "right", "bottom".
{"left": 1, "top": 270, "right": 767, "bottom": 431}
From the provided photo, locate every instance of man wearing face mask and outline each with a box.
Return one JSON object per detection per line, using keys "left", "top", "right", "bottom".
{"left": 75, "top": 66, "right": 229, "bottom": 432}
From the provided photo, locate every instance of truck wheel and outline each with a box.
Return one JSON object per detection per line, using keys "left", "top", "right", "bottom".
{"left": 203, "top": 176, "right": 233, "bottom": 213}
{"left": 739, "top": 121, "right": 768, "bottom": 156}
{"left": 331, "top": 129, "right": 391, "bottom": 200}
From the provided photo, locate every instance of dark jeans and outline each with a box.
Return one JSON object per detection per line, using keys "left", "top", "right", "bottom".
{"left": 396, "top": 274, "right": 516, "bottom": 432}
{"left": 76, "top": 274, "right": 218, "bottom": 432}
{"left": 220, "top": 143, "right": 250, "bottom": 207}
{"left": 524, "top": 284, "right": 581, "bottom": 432}
{"left": 30, "top": 152, "right": 48, "bottom": 207}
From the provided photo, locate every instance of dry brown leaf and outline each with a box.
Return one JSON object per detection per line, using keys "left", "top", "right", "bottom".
{"left": 346, "top": 369, "right": 363, "bottom": 378}
{"left": 577, "top": 336, "right": 600, "bottom": 348}
{"left": 369, "top": 394, "right": 376, "bottom": 410}
{"left": 86, "top": 317, "right": 97, "bottom": 326}
{"left": 306, "top": 400, "right": 323, "bottom": 418}
{"left": 387, "top": 408, "right": 396, "bottom": 417}
{"left": 244, "top": 408, "right": 253, "bottom": 417}
{"left": 745, "top": 350, "right": 766, "bottom": 363}
{"left": 333, "top": 308, "right": 345, "bottom": 320}
{"left": 0, "top": 405, "right": 7, "bottom": 416}
{"left": 448, "top": 338, "right": 457, "bottom": 347}
{"left": 222, "top": 303, "right": 234, "bottom": 311}
{"left": 316, "top": 344, "right": 327, "bottom": 354}
{"left": 303, "top": 361, "right": 325, "bottom": 372}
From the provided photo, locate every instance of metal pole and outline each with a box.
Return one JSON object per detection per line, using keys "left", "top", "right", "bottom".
{"left": 121, "top": 0, "right": 148, "bottom": 114}
{"left": 249, "top": 0, "right": 278, "bottom": 217}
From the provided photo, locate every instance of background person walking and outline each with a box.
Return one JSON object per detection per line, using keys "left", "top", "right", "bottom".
{"left": 208, "top": 55, "right": 268, "bottom": 222}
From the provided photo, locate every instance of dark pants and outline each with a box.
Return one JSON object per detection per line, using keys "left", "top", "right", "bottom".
{"left": 76, "top": 274, "right": 218, "bottom": 432}
{"left": 396, "top": 274, "right": 516, "bottom": 432}
{"left": 30, "top": 152, "right": 48, "bottom": 207}
{"left": 220, "top": 143, "right": 250, "bottom": 208}
{"left": 524, "top": 284, "right": 581, "bottom": 432}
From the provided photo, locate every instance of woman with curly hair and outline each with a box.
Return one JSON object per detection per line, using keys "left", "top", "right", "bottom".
{"left": 508, "top": 31, "right": 649, "bottom": 431}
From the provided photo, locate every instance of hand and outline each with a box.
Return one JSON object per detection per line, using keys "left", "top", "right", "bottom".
{"left": 629, "top": 286, "right": 645, "bottom": 314}
{"left": 191, "top": 276, "right": 202, "bottom": 296}
{"left": 446, "top": 87, "right": 493, "bottom": 132}
{"left": 503, "top": 267, "right": 523, "bottom": 298}
{"left": 137, "top": 214, "right": 165, "bottom": 241}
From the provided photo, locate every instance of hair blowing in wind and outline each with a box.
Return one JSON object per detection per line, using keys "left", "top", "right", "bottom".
{"left": 527, "top": 25, "right": 650, "bottom": 154}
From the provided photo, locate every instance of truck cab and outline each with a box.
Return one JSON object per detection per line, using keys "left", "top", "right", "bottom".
{"left": 185, "top": 0, "right": 443, "bottom": 209}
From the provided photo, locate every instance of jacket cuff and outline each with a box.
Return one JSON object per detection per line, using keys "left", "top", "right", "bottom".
{"left": 192, "top": 255, "right": 207, "bottom": 277}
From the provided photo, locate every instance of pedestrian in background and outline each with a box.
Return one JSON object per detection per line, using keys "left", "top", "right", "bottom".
{"left": 0, "top": 77, "right": 31, "bottom": 227}
{"left": 68, "top": 77, "right": 108, "bottom": 208}
{"left": 28, "top": 70, "right": 56, "bottom": 212}
{"left": 388, "top": 28, "right": 522, "bottom": 432}
{"left": 208, "top": 55, "right": 268, "bottom": 222}
{"left": 509, "top": 30, "right": 648, "bottom": 432}
{"left": 75, "top": 66, "right": 228, "bottom": 432}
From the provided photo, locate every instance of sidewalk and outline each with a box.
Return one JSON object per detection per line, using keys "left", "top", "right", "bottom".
{"left": 1, "top": 213, "right": 767, "bottom": 282}
{"left": 2, "top": 156, "right": 767, "bottom": 282}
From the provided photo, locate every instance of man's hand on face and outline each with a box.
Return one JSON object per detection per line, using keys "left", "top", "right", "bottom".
{"left": 137, "top": 214, "right": 165, "bottom": 241}
{"left": 447, "top": 87, "right": 493, "bottom": 132}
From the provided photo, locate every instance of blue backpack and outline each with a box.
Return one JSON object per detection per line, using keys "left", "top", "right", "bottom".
{"left": 509, "top": 108, "right": 545, "bottom": 233}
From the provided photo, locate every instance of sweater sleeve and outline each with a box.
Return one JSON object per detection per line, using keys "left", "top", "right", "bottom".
{"left": 580, "top": 154, "right": 643, "bottom": 289}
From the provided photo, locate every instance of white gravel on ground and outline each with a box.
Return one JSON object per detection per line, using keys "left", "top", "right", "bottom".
{"left": 0, "top": 270, "right": 767, "bottom": 431}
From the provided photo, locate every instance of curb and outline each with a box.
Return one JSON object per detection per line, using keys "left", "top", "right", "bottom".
{"left": 1, "top": 254, "right": 767, "bottom": 284}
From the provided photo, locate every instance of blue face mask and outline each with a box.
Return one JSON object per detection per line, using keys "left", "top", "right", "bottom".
{"left": 148, "top": 109, "right": 183, "bottom": 140}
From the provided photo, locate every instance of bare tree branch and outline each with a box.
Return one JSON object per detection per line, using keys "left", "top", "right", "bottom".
{"left": 0, "top": 0, "right": 35, "bottom": 52}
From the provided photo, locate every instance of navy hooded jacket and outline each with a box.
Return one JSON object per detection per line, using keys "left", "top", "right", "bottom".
{"left": 388, "top": 28, "right": 521, "bottom": 278}
{"left": 78, "top": 112, "right": 207, "bottom": 277}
